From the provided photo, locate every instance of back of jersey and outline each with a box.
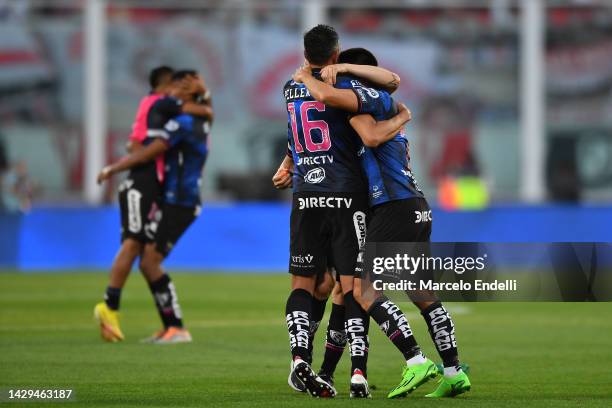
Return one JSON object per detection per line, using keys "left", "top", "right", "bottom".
{"left": 163, "top": 114, "right": 210, "bottom": 207}
{"left": 350, "top": 81, "right": 424, "bottom": 206}
{"left": 283, "top": 71, "right": 366, "bottom": 194}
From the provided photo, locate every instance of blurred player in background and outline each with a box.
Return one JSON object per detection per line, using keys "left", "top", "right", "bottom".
{"left": 294, "top": 47, "right": 471, "bottom": 398}
{"left": 277, "top": 25, "right": 410, "bottom": 398}
{"left": 94, "top": 68, "right": 212, "bottom": 344}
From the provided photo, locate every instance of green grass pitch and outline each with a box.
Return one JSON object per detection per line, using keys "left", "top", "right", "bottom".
{"left": 1, "top": 272, "right": 611, "bottom": 407}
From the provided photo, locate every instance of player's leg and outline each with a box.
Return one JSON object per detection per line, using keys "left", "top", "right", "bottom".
{"left": 94, "top": 182, "right": 147, "bottom": 342}
{"left": 317, "top": 279, "right": 347, "bottom": 387}
{"left": 287, "top": 273, "right": 335, "bottom": 398}
{"left": 139, "top": 204, "right": 196, "bottom": 344}
{"left": 330, "top": 201, "right": 371, "bottom": 398}
{"left": 307, "top": 269, "right": 334, "bottom": 364}
{"left": 286, "top": 197, "right": 335, "bottom": 398}
{"left": 406, "top": 199, "right": 470, "bottom": 397}
{"left": 353, "top": 201, "right": 437, "bottom": 399}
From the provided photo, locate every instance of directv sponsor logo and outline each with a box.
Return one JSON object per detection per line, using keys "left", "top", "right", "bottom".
{"left": 298, "top": 196, "right": 353, "bottom": 209}
{"left": 415, "top": 210, "right": 432, "bottom": 224}
{"left": 298, "top": 155, "right": 334, "bottom": 166}
{"left": 304, "top": 167, "right": 326, "bottom": 184}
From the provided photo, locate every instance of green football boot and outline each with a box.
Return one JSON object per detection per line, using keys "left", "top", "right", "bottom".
{"left": 387, "top": 358, "right": 438, "bottom": 399}
{"left": 426, "top": 371, "right": 471, "bottom": 398}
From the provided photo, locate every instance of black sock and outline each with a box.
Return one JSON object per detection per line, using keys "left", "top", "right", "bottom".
{"left": 421, "top": 301, "right": 459, "bottom": 368}
{"left": 285, "top": 288, "right": 312, "bottom": 361}
{"left": 319, "top": 303, "right": 346, "bottom": 377}
{"left": 345, "top": 291, "right": 370, "bottom": 377}
{"left": 307, "top": 297, "right": 327, "bottom": 364}
{"left": 149, "top": 274, "right": 183, "bottom": 329}
{"left": 104, "top": 286, "right": 121, "bottom": 310}
{"left": 368, "top": 296, "right": 420, "bottom": 360}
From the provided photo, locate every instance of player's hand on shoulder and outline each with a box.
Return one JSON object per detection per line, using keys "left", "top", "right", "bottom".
{"left": 398, "top": 103, "right": 412, "bottom": 122}
{"left": 292, "top": 63, "right": 312, "bottom": 84}
{"left": 320, "top": 63, "right": 348, "bottom": 86}
{"left": 272, "top": 167, "right": 292, "bottom": 190}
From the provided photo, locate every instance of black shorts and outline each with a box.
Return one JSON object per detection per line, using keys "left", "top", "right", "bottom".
{"left": 356, "top": 197, "right": 432, "bottom": 279}
{"left": 118, "top": 171, "right": 161, "bottom": 243}
{"left": 367, "top": 197, "right": 431, "bottom": 242}
{"left": 289, "top": 192, "right": 368, "bottom": 278}
{"left": 148, "top": 204, "right": 199, "bottom": 258}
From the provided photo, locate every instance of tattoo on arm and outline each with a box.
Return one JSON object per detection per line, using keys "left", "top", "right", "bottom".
{"left": 386, "top": 73, "right": 400, "bottom": 89}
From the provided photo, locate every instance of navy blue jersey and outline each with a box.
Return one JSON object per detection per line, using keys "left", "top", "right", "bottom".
{"left": 350, "top": 79, "right": 424, "bottom": 206}
{"left": 146, "top": 96, "right": 183, "bottom": 139}
{"left": 149, "top": 112, "right": 210, "bottom": 207}
{"left": 283, "top": 71, "right": 366, "bottom": 193}
{"left": 129, "top": 96, "right": 183, "bottom": 181}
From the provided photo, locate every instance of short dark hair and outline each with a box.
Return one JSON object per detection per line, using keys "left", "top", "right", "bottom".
{"left": 338, "top": 48, "right": 378, "bottom": 66}
{"left": 303, "top": 24, "right": 339, "bottom": 65}
{"left": 172, "top": 69, "right": 198, "bottom": 81}
{"left": 149, "top": 66, "right": 174, "bottom": 89}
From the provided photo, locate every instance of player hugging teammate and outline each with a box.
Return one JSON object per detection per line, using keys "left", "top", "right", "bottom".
{"left": 94, "top": 68, "right": 213, "bottom": 344}
{"left": 274, "top": 25, "right": 471, "bottom": 398}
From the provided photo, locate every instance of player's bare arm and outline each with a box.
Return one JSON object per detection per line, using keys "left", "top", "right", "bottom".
{"left": 349, "top": 103, "right": 412, "bottom": 148}
{"left": 125, "top": 140, "right": 143, "bottom": 153}
{"left": 182, "top": 101, "right": 214, "bottom": 122}
{"left": 272, "top": 154, "right": 293, "bottom": 190}
{"left": 321, "top": 63, "right": 400, "bottom": 93}
{"left": 97, "top": 139, "right": 167, "bottom": 184}
{"left": 293, "top": 66, "right": 359, "bottom": 112}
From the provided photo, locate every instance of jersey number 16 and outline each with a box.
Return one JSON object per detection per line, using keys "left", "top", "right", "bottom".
{"left": 288, "top": 101, "right": 331, "bottom": 153}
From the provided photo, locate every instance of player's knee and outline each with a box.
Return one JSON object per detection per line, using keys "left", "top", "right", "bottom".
{"left": 121, "top": 239, "right": 142, "bottom": 259}
{"left": 314, "top": 271, "right": 334, "bottom": 300}
{"left": 329, "top": 282, "right": 342, "bottom": 304}
{"left": 352, "top": 281, "right": 370, "bottom": 310}
{"left": 138, "top": 256, "right": 152, "bottom": 275}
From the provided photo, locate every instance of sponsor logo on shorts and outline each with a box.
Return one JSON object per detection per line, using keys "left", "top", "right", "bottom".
{"left": 291, "top": 253, "right": 315, "bottom": 269}
{"left": 304, "top": 167, "right": 326, "bottom": 184}
{"left": 415, "top": 210, "right": 432, "bottom": 224}
{"left": 353, "top": 211, "right": 367, "bottom": 249}
{"left": 298, "top": 196, "right": 353, "bottom": 209}
{"left": 127, "top": 189, "right": 143, "bottom": 233}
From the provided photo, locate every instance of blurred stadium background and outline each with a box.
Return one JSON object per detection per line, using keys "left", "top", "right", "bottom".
{"left": 1, "top": 0, "right": 612, "bottom": 271}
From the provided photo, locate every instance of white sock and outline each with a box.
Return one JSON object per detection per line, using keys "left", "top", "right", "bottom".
{"left": 443, "top": 366, "right": 462, "bottom": 378}
{"left": 406, "top": 352, "right": 427, "bottom": 367}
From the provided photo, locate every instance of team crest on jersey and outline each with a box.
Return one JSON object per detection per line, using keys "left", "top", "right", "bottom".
{"left": 304, "top": 167, "right": 326, "bottom": 184}
{"left": 164, "top": 119, "right": 180, "bottom": 132}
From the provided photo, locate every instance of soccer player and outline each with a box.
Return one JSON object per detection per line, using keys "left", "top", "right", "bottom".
{"left": 293, "top": 47, "right": 471, "bottom": 398}
{"left": 279, "top": 25, "right": 411, "bottom": 398}
{"left": 95, "top": 68, "right": 212, "bottom": 342}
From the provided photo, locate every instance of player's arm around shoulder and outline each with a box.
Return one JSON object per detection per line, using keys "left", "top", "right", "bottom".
{"left": 321, "top": 63, "right": 400, "bottom": 94}
{"left": 292, "top": 65, "right": 359, "bottom": 113}
{"left": 350, "top": 103, "right": 412, "bottom": 148}
{"left": 97, "top": 138, "right": 168, "bottom": 184}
